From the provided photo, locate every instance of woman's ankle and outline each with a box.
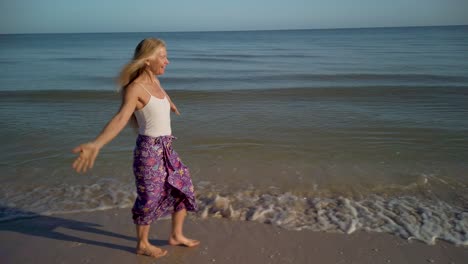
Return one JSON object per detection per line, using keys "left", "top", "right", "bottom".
{"left": 170, "top": 232, "right": 184, "bottom": 240}
{"left": 137, "top": 240, "right": 151, "bottom": 248}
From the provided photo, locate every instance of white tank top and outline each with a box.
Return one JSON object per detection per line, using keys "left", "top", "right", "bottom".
{"left": 134, "top": 87, "right": 172, "bottom": 137}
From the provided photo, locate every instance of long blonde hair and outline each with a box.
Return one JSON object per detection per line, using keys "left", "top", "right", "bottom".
{"left": 118, "top": 38, "right": 166, "bottom": 130}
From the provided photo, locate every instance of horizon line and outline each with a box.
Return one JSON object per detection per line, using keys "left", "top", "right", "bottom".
{"left": 1, "top": 24, "right": 467, "bottom": 35}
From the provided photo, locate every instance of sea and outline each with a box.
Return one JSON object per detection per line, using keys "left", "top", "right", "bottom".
{"left": 1, "top": 26, "right": 467, "bottom": 246}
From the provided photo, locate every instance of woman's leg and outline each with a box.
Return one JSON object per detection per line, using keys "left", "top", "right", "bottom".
{"left": 135, "top": 224, "right": 167, "bottom": 258}
{"left": 168, "top": 208, "right": 200, "bottom": 247}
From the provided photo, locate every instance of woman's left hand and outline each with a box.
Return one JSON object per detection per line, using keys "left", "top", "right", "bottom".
{"left": 171, "top": 103, "right": 180, "bottom": 115}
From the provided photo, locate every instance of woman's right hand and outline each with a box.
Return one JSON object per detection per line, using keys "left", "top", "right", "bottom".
{"left": 72, "top": 142, "right": 101, "bottom": 173}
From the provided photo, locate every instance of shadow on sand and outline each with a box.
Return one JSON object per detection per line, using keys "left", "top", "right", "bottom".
{"left": 0, "top": 206, "right": 167, "bottom": 254}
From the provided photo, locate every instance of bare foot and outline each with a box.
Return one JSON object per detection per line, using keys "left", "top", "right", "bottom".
{"left": 136, "top": 244, "right": 168, "bottom": 258}
{"left": 169, "top": 235, "right": 200, "bottom": 247}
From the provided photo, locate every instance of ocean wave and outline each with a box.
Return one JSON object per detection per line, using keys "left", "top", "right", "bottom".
{"left": 0, "top": 178, "right": 135, "bottom": 222}
{"left": 274, "top": 73, "right": 468, "bottom": 82}
{"left": 171, "top": 53, "right": 321, "bottom": 62}
{"left": 163, "top": 73, "right": 468, "bottom": 83}
{"left": 2, "top": 85, "right": 468, "bottom": 102}
{"left": 50, "top": 57, "right": 114, "bottom": 62}
{"left": 0, "top": 59, "right": 19, "bottom": 65}
{"left": 198, "top": 192, "right": 468, "bottom": 246}
{"left": 1, "top": 179, "right": 467, "bottom": 246}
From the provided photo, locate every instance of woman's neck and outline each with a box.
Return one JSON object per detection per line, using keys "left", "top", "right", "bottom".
{"left": 139, "top": 70, "right": 157, "bottom": 83}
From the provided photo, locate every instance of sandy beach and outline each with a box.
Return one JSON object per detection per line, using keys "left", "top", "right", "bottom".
{"left": 0, "top": 208, "right": 466, "bottom": 264}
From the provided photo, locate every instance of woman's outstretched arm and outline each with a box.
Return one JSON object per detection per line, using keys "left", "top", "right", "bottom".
{"left": 72, "top": 86, "right": 139, "bottom": 173}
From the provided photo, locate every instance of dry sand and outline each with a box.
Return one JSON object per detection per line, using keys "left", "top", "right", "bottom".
{"left": 0, "top": 208, "right": 466, "bottom": 264}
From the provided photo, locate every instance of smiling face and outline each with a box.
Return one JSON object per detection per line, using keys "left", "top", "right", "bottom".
{"left": 146, "top": 47, "right": 169, "bottom": 76}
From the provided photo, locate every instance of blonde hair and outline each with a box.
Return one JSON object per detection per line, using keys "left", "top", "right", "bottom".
{"left": 118, "top": 38, "right": 166, "bottom": 89}
{"left": 117, "top": 38, "right": 166, "bottom": 130}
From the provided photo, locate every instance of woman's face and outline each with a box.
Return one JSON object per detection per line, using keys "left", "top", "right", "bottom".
{"left": 147, "top": 47, "right": 169, "bottom": 76}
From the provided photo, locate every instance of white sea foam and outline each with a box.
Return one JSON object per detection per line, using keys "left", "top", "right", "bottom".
{"left": 0, "top": 178, "right": 136, "bottom": 221}
{"left": 197, "top": 192, "right": 468, "bottom": 246}
{"left": 1, "top": 180, "right": 467, "bottom": 246}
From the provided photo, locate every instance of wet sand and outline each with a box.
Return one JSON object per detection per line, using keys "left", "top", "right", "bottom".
{"left": 0, "top": 208, "right": 466, "bottom": 264}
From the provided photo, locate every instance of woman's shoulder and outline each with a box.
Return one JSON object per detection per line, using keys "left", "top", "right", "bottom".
{"left": 131, "top": 80, "right": 156, "bottom": 91}
{"left": 123, "top": 81, "right": 147, "bottom": 98}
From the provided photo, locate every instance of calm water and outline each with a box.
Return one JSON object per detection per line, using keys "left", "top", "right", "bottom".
{"left": 1, "top": 26, "right": 468, "bottom": 245}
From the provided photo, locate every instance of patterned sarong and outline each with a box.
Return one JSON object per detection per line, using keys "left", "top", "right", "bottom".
{"left": 131, "top": 134, "right": 197, "bottom": 225}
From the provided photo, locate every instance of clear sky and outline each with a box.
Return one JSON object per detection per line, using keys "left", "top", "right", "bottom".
{"left": 1, "top": 0, "right": 467, "bottom": 34}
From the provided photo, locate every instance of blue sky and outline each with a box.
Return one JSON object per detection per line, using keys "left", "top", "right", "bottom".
{"left": 1, "top": 0, "right": 467, "bottom": 34}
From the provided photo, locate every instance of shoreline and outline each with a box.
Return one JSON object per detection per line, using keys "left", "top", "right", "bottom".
{"left": 1, "top": 208, "right": 466, "bottom": 264}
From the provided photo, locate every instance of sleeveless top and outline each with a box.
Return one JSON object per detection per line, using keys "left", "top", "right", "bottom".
{"left": 134, "top": 86, "right": 172, "bottom": 137}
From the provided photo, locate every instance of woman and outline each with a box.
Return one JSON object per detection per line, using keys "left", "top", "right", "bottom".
{"left": 72, "top": 38, "right": 199, "bottom": 258}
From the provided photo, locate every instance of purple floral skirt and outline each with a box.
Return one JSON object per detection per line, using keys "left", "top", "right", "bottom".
{"left": 132, "top": 134, "right": 197, "bottom": 225}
